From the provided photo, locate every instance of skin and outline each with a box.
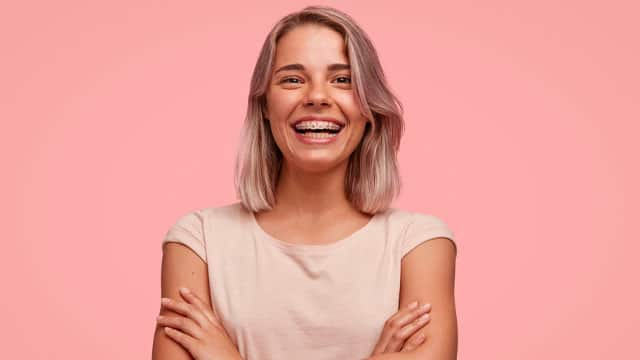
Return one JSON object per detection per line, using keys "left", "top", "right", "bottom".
{"left": 258, "top": 23, "right": 373, "bottom": 242}
{"left": 259, "top": 23, "right": 442, "bottom": 359}
{"left": 152, "top": 23, "right": 448, "bottom": 360}
{"left": 260, "top": 24, "right": 458, "bottom": 360}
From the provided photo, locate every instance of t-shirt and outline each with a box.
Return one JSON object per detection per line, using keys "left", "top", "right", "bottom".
{"left": 162, "top": 201, "right": 456, "bottom": 360}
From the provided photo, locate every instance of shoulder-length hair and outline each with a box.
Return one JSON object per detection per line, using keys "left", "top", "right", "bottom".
{"left": 234, "top": 5, "right": 405, "bottom": 215}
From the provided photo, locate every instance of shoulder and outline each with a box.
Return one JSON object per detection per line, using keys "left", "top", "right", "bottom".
{"left": 384, "top": 207, "right": 452, "bottom": 231}
{"left": 162, "top": 202, "right": 249, "bottom": 261}
{"left": 385, "top": 208, "right": 457, "bottom": 258}
{"left": 171, "top": 201, "right": 248, "bottom": 226}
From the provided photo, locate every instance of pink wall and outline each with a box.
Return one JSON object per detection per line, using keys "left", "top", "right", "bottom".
{"left": 2, "top": 1, "right": 638, "bottom": 358}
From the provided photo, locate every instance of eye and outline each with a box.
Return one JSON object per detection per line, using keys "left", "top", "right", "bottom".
{"left": 281, "top": 77, "right": 302, "bottom": 84}
{"left": 279, "top": 76, "right": 351, "bottom": 85}
{"left": 335, "top": 76, "right": 351, "bottom": 84}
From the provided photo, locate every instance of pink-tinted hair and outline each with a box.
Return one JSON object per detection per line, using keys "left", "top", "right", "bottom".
{"left": 234, "top": 5, "right": 405, "bottom": 214}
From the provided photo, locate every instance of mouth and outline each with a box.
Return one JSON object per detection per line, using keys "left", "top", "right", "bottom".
{"left": 289, "top": 117, "right": 346, "bottom": 144}
{"left": 290, "top": 116, "right": 345, "bottom": 135}
{"left": 290, "top": 126, "right": 344, "bottom": 136}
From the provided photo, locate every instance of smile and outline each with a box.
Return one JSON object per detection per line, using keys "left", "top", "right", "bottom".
{"left": 290, "top": 125, "right": 344, "bottom": 145}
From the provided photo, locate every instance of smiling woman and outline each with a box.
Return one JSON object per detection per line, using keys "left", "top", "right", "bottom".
{"left": 260, "top": 23, "right": 372, "bottom": 189}
{"left": 154, "top": 5, "right": 458, "bottom": 360}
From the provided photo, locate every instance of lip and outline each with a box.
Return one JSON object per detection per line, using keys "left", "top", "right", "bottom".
{"left": 290, "top": 116, "right": 345, "bottom": 129}
{"left": 290, "top": 115, "right": 344, "bottom": 145}
{"left": 292, "top": 128, "right": 341, "bottom": 145}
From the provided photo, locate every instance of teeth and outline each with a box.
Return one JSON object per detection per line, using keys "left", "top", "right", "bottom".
{"left": 301, "top": 132, "right": 337, "bottom": 138}
{"left": 295, "top": 120, "right": 342, "bottom": 131}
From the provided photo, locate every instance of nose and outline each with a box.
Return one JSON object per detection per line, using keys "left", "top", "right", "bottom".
{"left": 303, "top": 82, "right": 331, "bottom": 108}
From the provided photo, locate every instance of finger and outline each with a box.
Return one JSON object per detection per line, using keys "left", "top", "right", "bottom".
{"left": 371, "top": 301, "right": 430, "bottom": 355}
{"left": 370, "top": 301, "right": 420, "bottom": 355}
{"left": 395, "top": 312, "right": 430, "bottom": 339}
{"left": 382, "top": 303, "right": 432, "bottom": 353}
{"left": 157, "top": 314, "right": 205, "bottom": 339}
{"left": 401, "top": 333, "right": 426, "bottom": 352}
{"left": 160, "top": 297, "right": 209, "bottom": 328}
{"left": 163, "top": 326, "right": 196, "bottom": 354}
{"left": 385, "top": 313, "right": 430, "bottom": 352}
{"left": 179, "top": 287, "right": 220, "bottom": 325}
{"left": 392, "top": 304, "right": 431, "bottom": 331}
{"left": 397, "top": 316, "right": 430, "bottom": 352}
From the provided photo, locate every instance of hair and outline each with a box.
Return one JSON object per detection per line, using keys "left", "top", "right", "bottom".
{"left": 233, "top": 5, "right": 405, "bottom": 215}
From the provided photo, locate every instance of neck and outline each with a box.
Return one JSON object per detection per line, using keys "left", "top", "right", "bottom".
{"left": 272, "top": 159, "right": 355, "bottom": 218}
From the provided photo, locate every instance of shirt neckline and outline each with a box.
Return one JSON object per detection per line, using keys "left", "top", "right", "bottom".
{"left": 249, "top": 209, "right": 381, "bottom": 255}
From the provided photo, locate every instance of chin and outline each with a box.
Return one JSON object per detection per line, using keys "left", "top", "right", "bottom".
{"left": 289, "top": 154, "right": 348, "bottom": 173}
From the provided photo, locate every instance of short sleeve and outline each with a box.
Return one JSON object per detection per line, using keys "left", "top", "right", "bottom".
{"left": 401, "top": 212, "right": 456, "bottom": 259}
{"left": 162, "top": 210, "right": 207, "bottom": 263}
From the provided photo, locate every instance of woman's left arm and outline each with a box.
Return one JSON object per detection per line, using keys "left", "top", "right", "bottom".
{"left": 368, "top": 237, "right": 458, "bottom": 360}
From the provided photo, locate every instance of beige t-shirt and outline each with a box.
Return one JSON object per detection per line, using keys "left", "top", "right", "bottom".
{"left": 162, "top": 202, "right": 456, "bottom": 360}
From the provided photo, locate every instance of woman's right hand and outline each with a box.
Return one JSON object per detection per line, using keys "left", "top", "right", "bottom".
{"left": 369, "top": 301, "right": 432, "bottom": 356}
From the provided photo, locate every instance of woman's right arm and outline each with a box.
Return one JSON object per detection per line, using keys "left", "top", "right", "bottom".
{"left": 152, "top": 242, "right": 214, "bottom": 359}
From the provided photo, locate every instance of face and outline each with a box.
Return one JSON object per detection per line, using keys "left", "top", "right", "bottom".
{"left": 263, "top": 24, "right": 369, "bottom": 173}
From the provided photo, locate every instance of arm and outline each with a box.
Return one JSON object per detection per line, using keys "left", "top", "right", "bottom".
{"left": 368, "top": 237, "right": 458, "bottom": 360}
{"left": 152, "top": 242, "right": 216, "bottom": 360}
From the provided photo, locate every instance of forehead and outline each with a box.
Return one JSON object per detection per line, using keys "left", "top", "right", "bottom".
{"left": 273, "top": 25, "right": 348, "bottom": 69}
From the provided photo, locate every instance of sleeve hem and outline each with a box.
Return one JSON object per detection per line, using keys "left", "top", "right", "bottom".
{"left": 401, "top": 232, "right": 456, "bottom": 260}
{"left": 162, "top": 222, "right": 207, "bottom": 263}
{"left": 162, "top": 238, "right": 207, "bottom": 263}
{"left": 400, "top": 212, "right": 457, "bottom": 259}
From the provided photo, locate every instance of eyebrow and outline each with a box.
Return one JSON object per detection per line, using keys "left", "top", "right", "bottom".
{"left": 274, "top": 63, "right": 351, "bottom": 74}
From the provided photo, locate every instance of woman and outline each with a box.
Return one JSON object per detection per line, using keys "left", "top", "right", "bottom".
{"left": 152, "top": 6, "right": 458, "bottom": 360}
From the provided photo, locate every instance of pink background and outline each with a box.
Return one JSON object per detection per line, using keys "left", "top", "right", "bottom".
{"left": 2, "top": 1, "right": 638, "bottom": 359}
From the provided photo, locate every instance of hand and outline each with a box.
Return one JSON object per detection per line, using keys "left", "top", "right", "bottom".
{"left": 369, "top": 301, "right": 432, "bottom": 356}
{"left": 157, "top": 287, "right": 242, "bottom": 360}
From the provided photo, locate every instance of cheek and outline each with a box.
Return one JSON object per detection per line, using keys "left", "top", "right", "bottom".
{"left": 341, "top": 123, "right": 367, "bottom": 155}
{"left": 268, "top": 90, "right": 300, "bottom": 113}
{"left": 268, "top": 120, "right": 287, "bottom": 143}
{"left": 336, "top": 95, "right": 365, "bottom": 123}
{"left": 352, "top": 123, "right": 368, "bottom": 144}
{"left": 267, "top": 119, "right": 295, "bottom": 154}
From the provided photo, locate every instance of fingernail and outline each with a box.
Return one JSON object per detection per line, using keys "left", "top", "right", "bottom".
{"left": 420, "top": 303, "right": 431, "bottom": 310}
{"left": 408, "top": 301, "right": 418, "bottom": 309}
{"left": 161, "top": 298, "right": 170, "bottom": 304}
{"left": 417, "top": 333, "right": 426, "bottom": 342}
{"left": 419, "top": 313, "right": 430, "bottom": 321}
{"left": 179, "top": 287, "right": 190, "bottom": 294}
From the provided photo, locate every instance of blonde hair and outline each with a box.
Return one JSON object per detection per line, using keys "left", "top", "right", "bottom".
{"left": 234, "top": 5, "right": 405, "bottom": 214}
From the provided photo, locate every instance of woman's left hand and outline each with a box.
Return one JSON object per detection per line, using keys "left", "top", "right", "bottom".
{"left": 157, "top": 287, "right": 242, "bottom": 360}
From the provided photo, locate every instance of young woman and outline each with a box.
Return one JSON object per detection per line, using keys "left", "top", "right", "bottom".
{"left": 152, "top": 6, "right": 458, "bottom": 360}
